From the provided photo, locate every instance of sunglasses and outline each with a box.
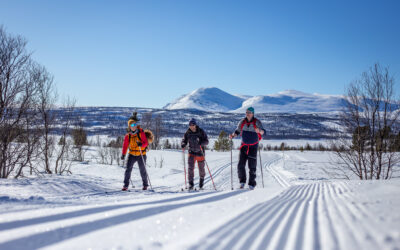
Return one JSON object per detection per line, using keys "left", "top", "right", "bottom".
{"left": 189, "top": 123, "right": 196, "bottom": 127}
{"left": 130, "top": 123, "right": 137, "bottom": 127}
{"left": 246, "top": 111, "right": 253, "bottom": 114}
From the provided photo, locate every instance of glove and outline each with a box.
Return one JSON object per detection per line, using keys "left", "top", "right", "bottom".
{"left": 121, "top": 154, "right": 125, "bottom": 160}
{"left": 137, "top": 142, "right": 142, "bottom": 147}
{"left": 181, "top": 143, "right": 186, "bottom": 149}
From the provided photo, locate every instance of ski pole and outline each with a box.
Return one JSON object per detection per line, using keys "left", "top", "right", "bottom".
{"left": 200, "top": 146, "right": 217, "bottom": 191}
{"left": 258, "top": 146, "right": 264, "bottom": 188}
{"left": 123, "top": 158, "right": 135, "bottom": 188}
{"left": 139, "top": 148, "right": 153, "bottom": 190}
{"left": 130, "top": 178, "right": 135, "bottom": 188}
{"left": 230, "top": 138, "right": 233, "bottom": 190}
{"left": 182, "top": 148, "right": 188, "bottom": 189}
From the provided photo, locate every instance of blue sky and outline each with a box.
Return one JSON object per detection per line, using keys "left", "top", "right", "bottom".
{"left": 1, "top": 0, "right": 399, "bottom": 108}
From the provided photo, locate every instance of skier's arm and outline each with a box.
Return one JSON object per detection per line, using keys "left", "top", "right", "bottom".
{"left": 181, "top": 132, "right": 188, "bottom": 148}
{"left": 230, "top": 119, "right": 243, "bottom": 138}
{"left": 140, "top": 130, "right": 148, "bottom": 149}
{"left": 255, "top": 119, "right": 266, "bottom": 135}
{"left": 201, "top": 130, "right": 209, "bottom": 146}
{"left": 122, "top": 134, "right": 129, "bottom": 156}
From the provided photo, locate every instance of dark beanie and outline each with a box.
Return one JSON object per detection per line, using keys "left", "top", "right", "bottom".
{"left": 189, "top": 118, "right": 197, "bottom": 126}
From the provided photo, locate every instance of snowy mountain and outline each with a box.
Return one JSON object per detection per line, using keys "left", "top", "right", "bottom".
{"left": 233, "top": 90, "right": 346, "bottom": 113}
{"left": 163, "top": 87, "right": 246, "bottom": 112}
{"left": 164, "top": 88, "right": 346, "bottom": 113}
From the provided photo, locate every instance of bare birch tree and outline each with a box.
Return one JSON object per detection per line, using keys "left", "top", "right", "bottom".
{"left": 0, "top": 26, "right": 42, "bottom": 178}
{"left": 334, "top": 63, "right": 400, "bottom": 179}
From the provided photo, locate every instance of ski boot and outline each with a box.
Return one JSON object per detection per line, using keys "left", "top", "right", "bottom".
{"left": 199, "top": 178, "right": 204, "bottom": 190}
{"left": 122, "top": 186, "right": 128, "bottom": 191}
{"left": 189, "top": 181, "right": 194, "bottom": 190}
{"left": 142, "top": 186, "right": 148, "bottom": 191}
{"left": 249, "top": 185, "right": 255, "bottom": 190}
{"left": 239, "top": 183, "right": 245, "bottom": 189}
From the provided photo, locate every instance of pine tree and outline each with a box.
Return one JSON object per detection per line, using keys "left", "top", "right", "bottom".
{"left": 214, "top": 131, "right": 231, "bottom": 151}
{"left": 163, "top": 139, "right": 171, "bottom": 149}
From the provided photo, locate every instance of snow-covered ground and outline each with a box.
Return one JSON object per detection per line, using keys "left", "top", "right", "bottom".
{"left": 0, "top": 149, "right": 399, "bottom": 250}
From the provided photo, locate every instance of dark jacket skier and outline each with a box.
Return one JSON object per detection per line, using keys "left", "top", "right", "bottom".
{"left": 181, "top": 118, "right": 209, "bottom": 190}
{"left": 230, "top": 107, "right": 265, "bottom": 189}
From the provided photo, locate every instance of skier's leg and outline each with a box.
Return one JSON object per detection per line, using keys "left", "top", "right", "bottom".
{"left": 137, "top": 155, "right": 148, "bottom": 187}
{"left": 188, "top": 154, "right": 195, "bottom": 188}
{"left": 197, "top": 156, "right": 206, "bottom": 188}
{"left": 237, "top": 147, "right": 248, "bottom": 185}
{"left": 248, "top": 146, "right": 258, "bottom": 187}
{"left": 123, "top": 154, "right": 136, "bottom": 188}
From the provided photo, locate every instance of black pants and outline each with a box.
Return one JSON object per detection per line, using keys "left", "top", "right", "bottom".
{"left": 124, "top": 154, "right": 148, "bottom": 188}
{"left": 237, "top": 145, "right": 258, "bottom": 186}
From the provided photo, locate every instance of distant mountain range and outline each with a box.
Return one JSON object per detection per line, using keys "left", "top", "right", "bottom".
{"left": 164, "top": 87, "right": 346, "bottom": 113}
{"left": 52, "top": 107, "right": 340, "bottom": 139}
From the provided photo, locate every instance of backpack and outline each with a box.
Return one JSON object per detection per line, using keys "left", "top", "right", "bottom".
{"left": 240, "top": 118, "right": 262, "bottom": 141}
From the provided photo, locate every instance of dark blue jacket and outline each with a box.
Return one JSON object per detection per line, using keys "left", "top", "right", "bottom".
{"left": 234, "top": 117, "right": 265, "bottom": 145}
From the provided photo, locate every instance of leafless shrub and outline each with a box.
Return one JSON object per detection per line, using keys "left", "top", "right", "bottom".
{"left": 141, "top": 112, "right": 163, "bottom": 149}
{"left": 0, "top": 26, "right": 43, "bottom": 178}
{"left": 333, "top": 63, "right": 400, "bottom": 180}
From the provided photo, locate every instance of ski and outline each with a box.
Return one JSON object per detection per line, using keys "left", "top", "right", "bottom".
{"left": 180, "top": 187, "right": 199, "bottom": 192}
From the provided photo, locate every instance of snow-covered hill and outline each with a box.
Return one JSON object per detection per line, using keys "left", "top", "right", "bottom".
{"left": 233, "top": 90, "right": 346, "bottom": 113}
{"left": 164, "top": 87, "right": 346, "bottom": 113}
{"left": 163, "top": 87, "right": 246, "bottom": 112}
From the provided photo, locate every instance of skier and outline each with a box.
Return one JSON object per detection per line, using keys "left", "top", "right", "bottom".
{"left": 181, "top": 118, "right": 209, "bottom": 190}
{"left": 229, "top": 107, "right": 265, "bottom": 190}
{"left": 121, "top": 112, "right": 150, "bottom": 191}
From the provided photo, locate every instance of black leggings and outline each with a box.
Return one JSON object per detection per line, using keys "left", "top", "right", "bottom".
{"left": 237, "top": 145, "right": 258, "bottom": 186}
{"left": 123, "top": 154, "right": 148, "bottom": 187}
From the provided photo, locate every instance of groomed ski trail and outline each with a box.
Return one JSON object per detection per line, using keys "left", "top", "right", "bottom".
{"left": 189, "top": 153, "right": 393, "bottom": 250}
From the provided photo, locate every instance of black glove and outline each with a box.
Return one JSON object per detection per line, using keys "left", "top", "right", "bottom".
{"left": 181, "top": 143, "right": 186, "bottom": 149}
{"left": 137, "top": 142, "right": 142, "bottom": 147}
{"left": 121, "top": 154, "right": 125, "bottom": 160}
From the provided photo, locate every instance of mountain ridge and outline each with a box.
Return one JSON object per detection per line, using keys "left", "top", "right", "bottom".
{"left": 164, "top": 87, "right": 345, "bottom": 113}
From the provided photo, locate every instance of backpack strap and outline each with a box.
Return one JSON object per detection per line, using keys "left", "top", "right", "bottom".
{"left": 240, "top": 118, "right": 262, "bottom": 142}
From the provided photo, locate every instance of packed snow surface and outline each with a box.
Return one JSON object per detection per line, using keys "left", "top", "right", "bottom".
{"left": 0, "top": 149, "right": 399, "bottom": 250}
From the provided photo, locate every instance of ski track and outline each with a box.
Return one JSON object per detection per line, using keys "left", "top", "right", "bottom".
{"left": 1, "top": 152, "right": 396, "bottom": 250}
{"left": 0, "top": 191, "right": 247, "bottom": 249}
{"left": 189, "top": 153, "right": 391, "bottom": 250}
{"left": 190, "top": 182, "right": 388, "bottom": 250}
{"left": 264, "top": 153, "right": 291, "bottom": 188}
